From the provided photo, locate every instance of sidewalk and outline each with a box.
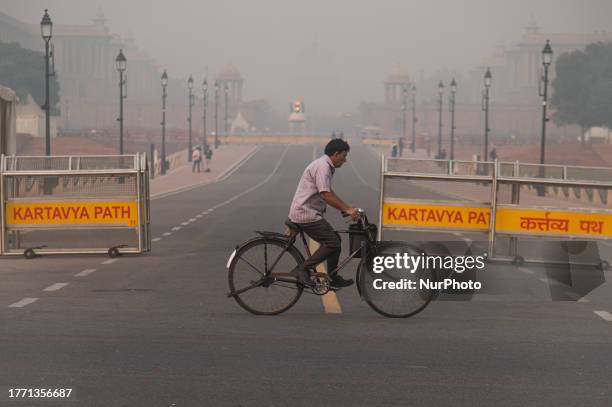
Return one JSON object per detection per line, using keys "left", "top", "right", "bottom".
{"left": 150, "top": 145, "right": 259, "bottom": 199}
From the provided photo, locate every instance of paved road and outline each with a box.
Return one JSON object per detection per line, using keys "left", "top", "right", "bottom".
{"left": 1, "top": 144, "right": 611, "bottom": 406}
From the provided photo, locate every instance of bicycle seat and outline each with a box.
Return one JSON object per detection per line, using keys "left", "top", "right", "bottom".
{"left": 284, "top": 219, "right": 303, "bottom": 232}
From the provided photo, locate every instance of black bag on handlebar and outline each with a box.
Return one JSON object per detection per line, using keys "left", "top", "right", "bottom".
{"left": 349, "top": 222, "right": 377, "bottom": 258}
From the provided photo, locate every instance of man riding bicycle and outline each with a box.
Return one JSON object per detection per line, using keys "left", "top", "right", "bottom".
{"left": 287, "top": 139, "right": 360, "bottom": 288}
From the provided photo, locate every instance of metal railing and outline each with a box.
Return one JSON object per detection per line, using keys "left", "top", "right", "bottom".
{"left": 378, "top": 156, "right": 612, "bottom": 267}
{"left": 0, "top": 154, "right": 151, "bottom": 257}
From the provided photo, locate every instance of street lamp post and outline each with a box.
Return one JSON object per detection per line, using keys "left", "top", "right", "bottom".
{"left": 224, "top": 83, "right": 229, "bottom": 135}
{"left": 539, "top": 40, "right": 553, "bottom": 182}
{"left": 449, "top": 78, "right": 457, "bottom": 161}
{"left": 115, "top": 49, "right": 127, "bottom": 155}
{"left": 214, "top": 80, "right": 219, "bottom": 149}
{"left": 401, "top": 86, "right": 407, "bottom": 157}
{"left": 202, "top": 79, "right": 208, "bottom": 148}
{"left": 437, "top": 81, "right": 444, "bottom": 157}
{"left": 161, "top": 70, "right": 168, "bottom": 175}
{"left": 482, "top": 68, "right": 492, "bottom": 162}
{"left": 187, "top": 75, "right": 194, "bottom": 162}
{"left": 40, "top": 9, "right": 53, "bottom": 156}
{"left": 411, "top": 85, "right": 416, "bottom": 153}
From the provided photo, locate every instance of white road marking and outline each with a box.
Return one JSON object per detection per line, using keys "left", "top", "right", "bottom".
{"left": 518, "top": 267, "right": 535, "bottom": 275}
{"left": 210, "top": 146, "right": 289, "bottom": 211}
{"left": 308, "top": 239, "right": 343, "bottom": 314}
{"left": 593, "top": 310, "right": 612, "bottom": 321}
{"left": 348, "top": 159, "right": 377, "bottom": 192}
{"left": 196, "top": 215, "right": 203, "bottom": 218}
{"left": 152, "top": 237, "right": 162, "bottom": 242}
{"left": 181, "top": 222, "right": 189, "bottom": 226}
{"left": 151, "top": 146, "right": 261, "bottom": 200}
{"left": 189, "top": 218, "right": 197, "bottom": 222}
{"left": 216, "top": 146, "right": 263, "bottom": 182}
{"left": 8, "top": 298, "right": 38, "bottom": 308}
{"left": 101, "top": 259, "right": 118, "bottom": 265}
{"left": 75, "top": 268, "right": 96, "bottom": 277}
{"left": 43, "top": 283, "right": 69, "bottom": 292}
{"left": 153, "top": 148, "right": 288, "bottom": 246}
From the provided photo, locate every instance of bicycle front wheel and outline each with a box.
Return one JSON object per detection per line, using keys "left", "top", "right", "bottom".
{"left": 358, "top": 242, "right": 436, "bottom": 318}
{"left": 228, "top": 237, "right": 303, "bottom": 315}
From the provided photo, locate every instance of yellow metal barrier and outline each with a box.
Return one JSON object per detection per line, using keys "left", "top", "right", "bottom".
{"left": 378, "top": 157, "right": 612, "bottom": 268}
{"left": 0, "top": 154, "right": 151, "bottom": 257}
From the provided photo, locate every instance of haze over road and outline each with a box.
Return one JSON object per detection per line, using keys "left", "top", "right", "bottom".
{"left": 2, "top": 144, "right": 611, "bottom": 406}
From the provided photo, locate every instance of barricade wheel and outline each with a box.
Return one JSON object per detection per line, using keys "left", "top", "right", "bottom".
{"left": 512, "top": 256, "right": 525, "bottom": 266}
{"left": 108, "top": 248, "right": 120, "bottom": 258}
{"left": 598, "top": 260, "right": 610, "bottom": 271}
{"left": 24, "top": 249, "right": 36, "bottom": 260}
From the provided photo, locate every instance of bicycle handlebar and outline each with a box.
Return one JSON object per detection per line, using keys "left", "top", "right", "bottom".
{"left": 341, "top": 208, "right": 365, "bottom": 218}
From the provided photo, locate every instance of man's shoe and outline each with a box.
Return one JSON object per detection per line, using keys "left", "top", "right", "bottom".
{"left": 330, "top": 274, "right": 354, "bottom": 288}
{"left": 290, "top": 266, "right": 313, "bottom": 286}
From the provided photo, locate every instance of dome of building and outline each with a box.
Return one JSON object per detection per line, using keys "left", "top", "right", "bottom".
{"left": 386, "top": 63, "right": 410, "bottom": 83}
{"left": 217, "top": 63, "right": 242, "bottom": 81}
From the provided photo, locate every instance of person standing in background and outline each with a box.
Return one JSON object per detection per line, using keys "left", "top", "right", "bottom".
{"left": 204, "top": 144, "right": 213, "bottom": 173}
{"left": 192, "top": 146, "right": 202, "bottom": 173}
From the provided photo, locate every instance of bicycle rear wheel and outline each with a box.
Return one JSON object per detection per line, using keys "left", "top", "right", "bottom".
{"left": 228, "top": 237, "right": 304, "bottom": 315}
{"left": 358, "top": 242, "right": 436, "bottom": 318}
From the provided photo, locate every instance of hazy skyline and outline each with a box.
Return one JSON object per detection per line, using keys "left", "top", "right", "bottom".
{"left": 2, "top": 0, "right": 612, "bottom": 114}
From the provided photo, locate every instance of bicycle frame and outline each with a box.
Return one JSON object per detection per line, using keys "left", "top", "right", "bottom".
{"left": 276, "top": 214, "right": 376, "bottom": 277}
{"left": 228, "top": 213, "right": 376, "bottom": 300}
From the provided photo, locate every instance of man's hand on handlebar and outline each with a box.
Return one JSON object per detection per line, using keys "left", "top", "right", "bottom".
{"left": 344, "top": 207, "right": 362, "bottom": 221}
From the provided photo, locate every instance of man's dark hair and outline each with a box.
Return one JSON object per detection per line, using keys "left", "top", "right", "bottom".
{"left": 325, "top": 139, "right": 350, "bottom": 156}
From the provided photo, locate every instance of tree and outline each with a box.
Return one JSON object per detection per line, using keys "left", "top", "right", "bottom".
{"left": 0, "top": 41, "right": 60, "bottom": 114}
{"left": 551, "top": 42, "right": 612, "bottom": 144}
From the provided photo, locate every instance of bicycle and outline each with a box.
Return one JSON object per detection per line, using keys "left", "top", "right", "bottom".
{"left": 226, "top": 209, "right": 437, "bottom": 318}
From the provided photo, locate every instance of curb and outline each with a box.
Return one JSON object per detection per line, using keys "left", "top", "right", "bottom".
{"left": 150, "top": 146, "right": 262, "bottom": 200}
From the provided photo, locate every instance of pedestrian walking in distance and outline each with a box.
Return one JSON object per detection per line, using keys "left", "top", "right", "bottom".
{"left": 204, "top": 144, "right": 213, "bottom": 172}
{"left": 192, "top": 146, "right": 202, "bottom": 173}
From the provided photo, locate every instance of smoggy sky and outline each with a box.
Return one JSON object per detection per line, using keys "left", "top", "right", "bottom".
{"left": 2, "top": 0, "right": 612, "bottom": 114}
